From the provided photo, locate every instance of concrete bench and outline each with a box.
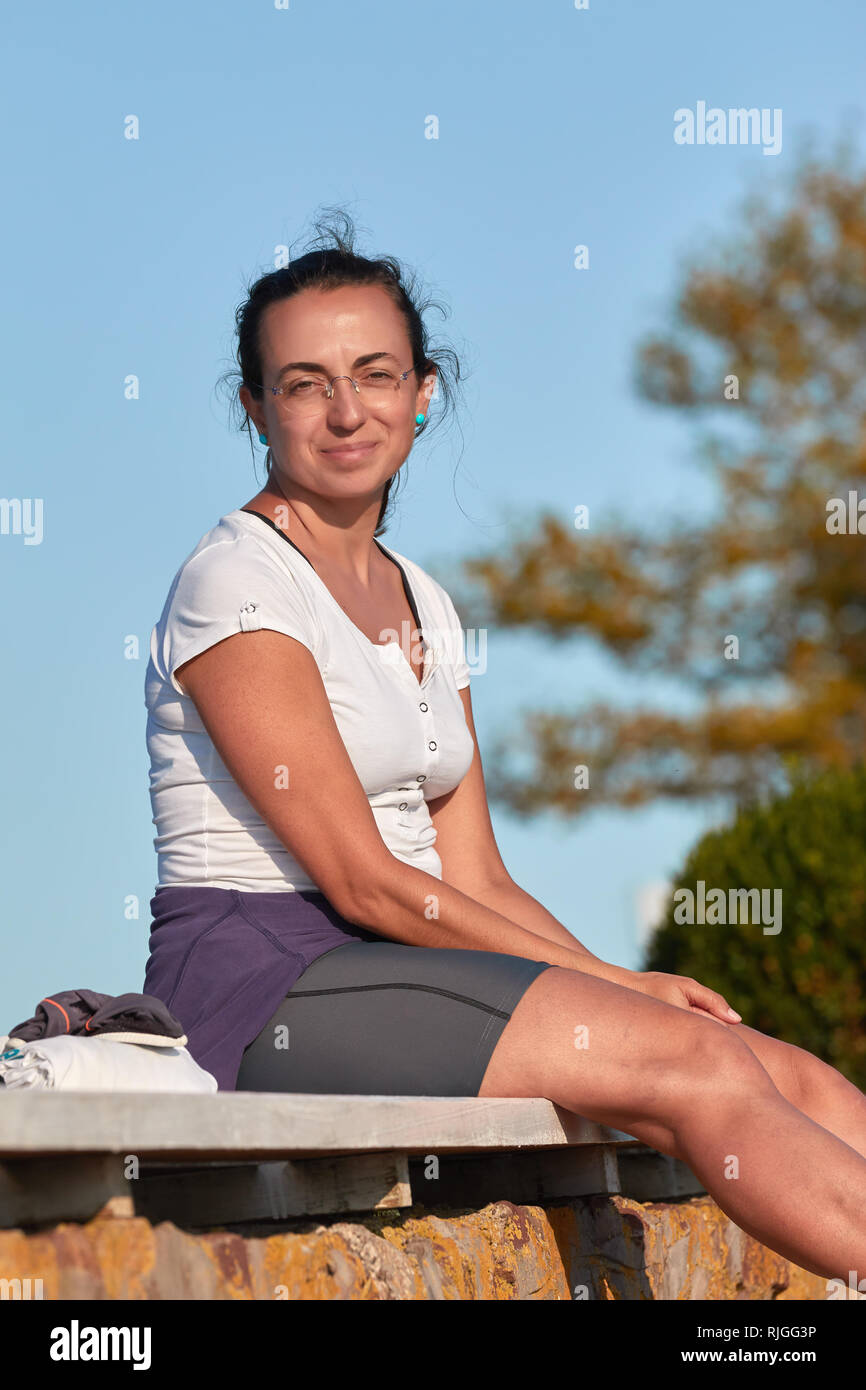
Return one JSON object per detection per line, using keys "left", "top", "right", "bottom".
{"left": 0, "top": 1092, "right": 704, "bottom": 1228}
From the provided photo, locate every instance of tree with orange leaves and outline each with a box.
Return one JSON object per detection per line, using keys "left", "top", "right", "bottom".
{"left": 454, "top": 146, "right": 866, "bottom": 820}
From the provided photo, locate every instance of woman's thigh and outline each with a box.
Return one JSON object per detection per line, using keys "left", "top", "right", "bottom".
{"left": 235, "top": 939, "right": 553, "bottom": 1097}
{"left": 476, "top": 964, "right": 777, "bottom": 1153}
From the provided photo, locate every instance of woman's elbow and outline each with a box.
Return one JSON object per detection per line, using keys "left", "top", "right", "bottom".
{"left": 321, "top": 856, "right": 394, "bottom": 926}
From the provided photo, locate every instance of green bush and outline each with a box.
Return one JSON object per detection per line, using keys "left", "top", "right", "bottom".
{"left": 644, "top": 762, "right": 866, "bottom": 1089}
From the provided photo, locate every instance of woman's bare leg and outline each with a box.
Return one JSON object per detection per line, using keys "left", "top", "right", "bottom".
{"left": 708, "top": 1019, "right": 866, "bottom": 1161}
{"left": 478, "top": 966, "right": 866, "bottom": 1282}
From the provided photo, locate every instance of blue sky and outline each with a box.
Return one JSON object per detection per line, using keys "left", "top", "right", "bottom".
{"left": 1, "top": 0, "right": 864, "bottom": 1029}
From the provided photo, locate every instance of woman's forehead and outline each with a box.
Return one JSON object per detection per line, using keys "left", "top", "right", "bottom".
{"left": 260, "top": 286, "right": 406, "bottom": 355}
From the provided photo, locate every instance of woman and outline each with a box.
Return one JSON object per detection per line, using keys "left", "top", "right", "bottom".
{"left": 143, "top": 217, "right": 866, "bottom": 1283}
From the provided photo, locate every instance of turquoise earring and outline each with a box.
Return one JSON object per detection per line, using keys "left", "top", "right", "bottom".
{"left": 415, "top": 413, "right": 425, "bottom": 425}
{"left": 258, "top": 433, "right": 268, "bottom": 445}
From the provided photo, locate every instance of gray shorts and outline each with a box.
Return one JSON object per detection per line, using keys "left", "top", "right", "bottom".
{"left": 236, "top": 939, "right": 554, "bottom": 1096}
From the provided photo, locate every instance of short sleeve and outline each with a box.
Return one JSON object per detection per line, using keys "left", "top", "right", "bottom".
{"left": 160, "top": 536, "right": 320, "bottom": 697}
{"left": 436, "top": 585, "right": 471, "bottom": 690}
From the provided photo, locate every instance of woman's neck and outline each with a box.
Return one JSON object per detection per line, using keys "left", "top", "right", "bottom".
{"left": 242, "top": 478, "right": 388, "bottom": 587}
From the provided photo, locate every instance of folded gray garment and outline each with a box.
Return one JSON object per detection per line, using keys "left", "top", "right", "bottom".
{"left": 0, "top": 1035, "right": 217, "bottom": 1092}
{"left": 7, "top": 989, "right": 187, "bottom": 1048}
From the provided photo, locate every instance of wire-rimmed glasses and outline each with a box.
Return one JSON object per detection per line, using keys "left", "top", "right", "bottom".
{"left": 257, "top": 364, "right": 419, "bottom": 418}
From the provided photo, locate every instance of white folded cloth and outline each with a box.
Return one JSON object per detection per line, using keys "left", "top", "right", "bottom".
{"left": 0, "top": 1034, "right": 217, "bottom": 1093}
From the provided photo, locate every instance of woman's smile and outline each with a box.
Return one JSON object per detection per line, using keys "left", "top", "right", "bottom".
{"left": 319, "top": 441, "right": 379, "bottom": 461}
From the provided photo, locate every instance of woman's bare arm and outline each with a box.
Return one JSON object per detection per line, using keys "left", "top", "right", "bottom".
{"left": 177, "top": 630, "right": 741, "bottom": 1023}
{"left": 424, "top": 688, "right": 740, "bottom": 1024}
{"left": 427, "top": 687, "right": 604, "bottom": 960}
{"left": 456, "top": 876, "right": 604, "bottom": 960}
{"left": 175, "top": 629, "right": 625, "bottom": 982}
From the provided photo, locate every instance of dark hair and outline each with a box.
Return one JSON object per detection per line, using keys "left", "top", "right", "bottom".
{"left": 218, "top": 207, "right": 465, "bottom": 536}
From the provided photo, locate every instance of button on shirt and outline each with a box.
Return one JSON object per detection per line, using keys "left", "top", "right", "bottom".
{"left": 144, "top": 509, "right": 475, "bottom": 892}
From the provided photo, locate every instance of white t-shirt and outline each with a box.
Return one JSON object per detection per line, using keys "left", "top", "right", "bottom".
{"left": 145, "top": 508, "right": 475, "bottom": 892}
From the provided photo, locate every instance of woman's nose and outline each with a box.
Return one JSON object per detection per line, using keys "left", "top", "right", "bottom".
{"left": 325, "top": 377, "right": 368, "bottom": 427}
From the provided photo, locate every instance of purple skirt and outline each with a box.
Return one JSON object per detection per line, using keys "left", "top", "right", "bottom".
{"left": 143, "top": 886, "right": 381, "bottom": 1090}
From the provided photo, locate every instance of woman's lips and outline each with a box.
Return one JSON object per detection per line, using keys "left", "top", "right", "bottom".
{"left": 322, "top": 442, "right": 378, "bottom": 460}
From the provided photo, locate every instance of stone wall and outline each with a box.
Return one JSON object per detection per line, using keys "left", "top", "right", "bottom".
{"left": 0, "top": 1193, "right": 836, "bottom": 1299}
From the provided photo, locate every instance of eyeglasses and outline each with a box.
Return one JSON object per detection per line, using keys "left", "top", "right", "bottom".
{"left": 257, "top": 364, "right": 418, "bottom": 418}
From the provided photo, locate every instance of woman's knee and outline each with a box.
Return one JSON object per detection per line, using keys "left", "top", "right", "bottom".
{"left": 670, "top": 1022, "right": 779, "bottom": 1116}
{"left": 782, "top": 1037, "right": 860, "bottom": 1115}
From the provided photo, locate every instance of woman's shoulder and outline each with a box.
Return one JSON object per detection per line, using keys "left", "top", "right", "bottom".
{"left": 168, "top": 509, "right": 314, "bottom": 589}
{"left": 155, "top": 510, "right": 320, "bottom": 638}
{"left": 148, "top": 510, "right": 324, "bottom": 699}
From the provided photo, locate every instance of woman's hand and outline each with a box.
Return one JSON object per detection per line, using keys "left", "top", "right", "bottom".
{"left": 622, "top": 969, "right": 742, "bottom": 1025}
{"left": 576, "top": 959, "right": 742, "bottom": 1025}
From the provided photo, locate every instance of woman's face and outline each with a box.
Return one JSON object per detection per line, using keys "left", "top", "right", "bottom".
{"left": 240, "top": 284, "right": 435, "bottom": 512}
